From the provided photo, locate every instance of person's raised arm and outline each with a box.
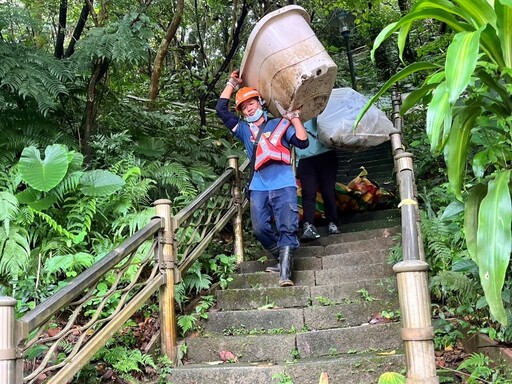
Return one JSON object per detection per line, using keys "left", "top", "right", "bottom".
{"left": 284, "top": 110, "right": 307, "bottom": 139}
{"left": 220, "top": 70, "right": 242, "bottom": 99}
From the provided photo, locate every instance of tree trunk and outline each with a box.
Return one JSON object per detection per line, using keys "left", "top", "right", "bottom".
{"left": 54, "top": 0, "right": 67, "bottom": 59}
{"left": 148, "top": 0, "right": 185, "bottom": 109}
{"left": 65, "top": 1, "right": 90, "bottom": 58}
{"left": 82, "top": 59, "right": 109, "bottom": 163}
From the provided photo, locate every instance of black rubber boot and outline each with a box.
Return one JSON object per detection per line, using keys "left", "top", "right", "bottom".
{"left": 278, "top": 246, "right": 294, "bottom": 287}
{"left": 265, "top": 246, "right": 280, "bottom": 273}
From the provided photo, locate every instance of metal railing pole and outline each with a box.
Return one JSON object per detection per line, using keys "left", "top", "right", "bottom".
{"left": 391, "top": 90, "right": 439, "bottom": 383}
{"left": 0, "top": 297, "right": 18, "bottom": 384}
{"left": 154, "top": 199, "right": 178, "bottom": 364}
{"left": 228, "top": 155, "right": 245, "bottom": 264}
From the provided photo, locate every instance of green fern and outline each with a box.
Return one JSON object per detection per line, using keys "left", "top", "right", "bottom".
{"left": 0, "top": 191, "right": 19, "bottom": 230}
{"left": 182, "top": 262, "right": 213, "bottom": 295}
{"left": 430, "top": 271, "right": 481, "bottom": 307}
{"left": 0, "top": 225, "right": 31, "bottom": 280}
{"left": 31, "top": 209, "right": 76, "bottom": 242}
{"left": 51, "top": 171, "right": 84, "bottom": 202}
{"left": 177, "top": 314, "right": 198, "bottom": 336}
{"left": 146, "top": 161, "right": 198, "bottom": 199}
{"left": 420, "top": 210, "right": 463, "bottom": 273}
{"left": 70, "top": 13, "right": 152, "bottom": 70}
{"left": 0, "top": 42, "right": 72, "bottom": 116}
{"left": 64, "top": 196, "right": 97, "bottom": 236}
{"left": 457, "top": 353, "right": 492, "bottom": 383}
{"left": 94, "top": 346, "right": 156, "bottom": 374}
{"left": 44, "top": 252, "right": 95, "bottom": 278}
{"left": 111, "top": 208, "right": 156, "bottom": 238}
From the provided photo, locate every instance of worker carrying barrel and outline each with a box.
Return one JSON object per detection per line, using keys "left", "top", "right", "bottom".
{"left": 216, "top": 70, "right": 309, "bottom": 287}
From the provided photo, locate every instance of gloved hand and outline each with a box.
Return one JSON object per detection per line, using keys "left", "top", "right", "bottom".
{"left": 226, "top": 70, "right": 242, "bottom": 91}
{"left": 284, "top": 109, "right": 301, "bottom": 120}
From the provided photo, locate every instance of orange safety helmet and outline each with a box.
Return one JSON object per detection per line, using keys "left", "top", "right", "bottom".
{"left": 235, "top": 87, "right": 262, "bottom": 111}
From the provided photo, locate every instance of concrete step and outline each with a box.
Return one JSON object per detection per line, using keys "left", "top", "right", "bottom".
{"left": 228, "top": 261, "right": 393, "bottom": 290}
{"left": 216, "top": 285, "right": 311, "bottom": 311}
{"left": 340, "top": 217, "right": 401, "bottom": 232}
{"left": 201, "top": 300, "right": 399, "bottom": 335}
{"left": 183, "top": 322, "right": 402, "bottom": 364}
{"left": 297, "top": 225, "right": 400, "bottom": 247}
{"left": 169, "top": 352, "right": 405, "bottom": 384}
{"left": 340, "top": 208, "right": 401, "bottom": 224}
{"left": 310, "top": 277, "right": 397, "bottom": 304}
{"left": 218, "top": 276, "right": 397, "bottom": 311}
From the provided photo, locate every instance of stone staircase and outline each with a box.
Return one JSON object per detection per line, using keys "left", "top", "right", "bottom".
{"left": 169, "top": 208, "right": 407, "bottom": 384}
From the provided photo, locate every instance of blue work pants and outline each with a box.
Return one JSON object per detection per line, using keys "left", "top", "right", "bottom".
{"left": 249, "top": 186, "right": 300, "bottom": 251}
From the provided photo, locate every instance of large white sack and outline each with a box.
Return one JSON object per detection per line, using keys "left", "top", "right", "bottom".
{"left": 317, "top": 88, "right": 398, "bottom": 151}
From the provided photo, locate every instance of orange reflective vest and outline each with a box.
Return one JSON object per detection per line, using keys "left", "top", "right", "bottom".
{"left": 250, "top": 119, "right": 292, "bottom": 170}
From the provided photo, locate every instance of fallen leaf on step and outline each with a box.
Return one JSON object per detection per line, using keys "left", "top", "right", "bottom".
{"left": 319, "top": 371, "right": 329, "bottom": 383}
{"left": 377, "top": 350, "right": 396, "bottom": 356}
{"left": 219, "top": 350, "right": 238, "bottom": 362}
{"left": 206, "top": 361, "right": 224, "bottom": 365}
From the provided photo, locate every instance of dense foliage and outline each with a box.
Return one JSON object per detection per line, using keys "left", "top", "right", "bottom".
{"left": 1, "top": 0, "right": 511, "bottom": 381}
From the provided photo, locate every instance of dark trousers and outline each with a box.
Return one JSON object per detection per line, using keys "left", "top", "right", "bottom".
{"left": 296, "top": 150, "right": 338, "bottom": 224}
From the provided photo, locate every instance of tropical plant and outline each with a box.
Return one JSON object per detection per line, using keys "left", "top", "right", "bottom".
{"left": 358, "top": 0, "right": 512, "bottom": 327}
{"left": 378, "top": 371, "right": 406, "bottom": 384}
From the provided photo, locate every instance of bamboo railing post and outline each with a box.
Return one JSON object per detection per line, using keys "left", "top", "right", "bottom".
{"left": 0, "top": 297, "right": 18, "bottom": 384}
{"left": 390, "top": 91, "right": 439, "bottom": 383}
{"left": 154, "top": 199, "right": 178, "bottom": 365}
{"left": 227, "top": 155, "right": 245, "bottom": 263}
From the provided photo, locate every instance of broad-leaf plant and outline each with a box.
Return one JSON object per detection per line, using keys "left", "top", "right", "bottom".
{"left": 358, "top": 0, "right": 512, "bottom": 327}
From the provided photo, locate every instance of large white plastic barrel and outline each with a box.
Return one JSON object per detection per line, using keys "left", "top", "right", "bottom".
{"left": 240, "top": 5, "right": 337, "bottom": 122}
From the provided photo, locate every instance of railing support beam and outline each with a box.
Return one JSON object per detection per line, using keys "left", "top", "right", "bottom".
{"left": 154, "top": 199, "right": 178, "bottom": 365}
{"left": 228, "top": 155, "right": 245, "bottom": 263}
{"left": 0, "top": 297, "right": 18, "bottom": 384}
{"left": 394, "top": 261, "right": 439, "bottom": 384}
{"left": 391, "top": 90, "right": 439, "bottom": 383}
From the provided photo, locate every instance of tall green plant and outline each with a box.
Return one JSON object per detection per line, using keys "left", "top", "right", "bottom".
{"left": 358, "top": 0, "right": 512, "bottom": 326}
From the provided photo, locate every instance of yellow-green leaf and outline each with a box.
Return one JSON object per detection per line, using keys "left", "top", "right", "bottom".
{"left": 496, "top": 0, "right": 512, "bottom": 67}
{"left": 444, "top": 105, "right": 481, "bottom": 200}
{"left": 378, "top": 371, "right": 406, "bottom": 384}
{"left": 355, "top": 62, "right": 439, "bottom": 128}
{"left": 477, "top": 170, "right": 511, "bottom": 326}
{"left": 371, "top": 7, "right": 471, "bottom": 61}
{"left": 426, "top": 82, "right": 451, "bottom": 152}
{"left": 464, "top": 183, "right": 487, "bottom": 263}
{"left": 445, "top": 29, "right": 482, "bottom": 104}
{"left": 454, "top": 0, "right": 496, "bottom": 28}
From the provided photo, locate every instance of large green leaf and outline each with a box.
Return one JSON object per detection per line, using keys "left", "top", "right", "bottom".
{"left": 475, "top": 68, "right": 512, "bottom": 111}
{"left": 355, "top": 62, "right": 440, "bottom": 127}
{"left": 426, "top": 82, "right": 451, "bottom": 152}
{"left": 444, "top": 105, "right": 481, "bottom": 200}
{"left": 496, "top": 0, "right": 512, "bottom": 67}
{"left": 79, "top": 170, "right": 125, "bottom": 197}
{"left": 454, "top": 0, "right": 496, "bottom": 28}
{"left": 18, "top": 145, "right": 70, "bottom": 192}
{"left": 400, "top": 83, "right": 438, "bottom": 114}
{"left": 476, "top": 170, "right": 511, "bottom": 326}
{"left": 445, "top": 29, "right": 482, "bottom": 104}
{"left": 411, "top": 0, "right": 471, "bottom": 21}
{"left": 371, "top": 8, "right": 471, "bottom": 61}
{"left": 464, "top": 185, "right": 487, "bottom": 255}
{"left": 479, "top": 23, "right": 507, "bottom": 67}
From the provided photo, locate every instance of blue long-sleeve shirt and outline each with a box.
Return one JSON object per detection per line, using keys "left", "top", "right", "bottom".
{"left": 216, "top": 98, "right": 309, "bottom": 191}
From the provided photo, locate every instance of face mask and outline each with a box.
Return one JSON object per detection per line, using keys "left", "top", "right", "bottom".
{"left": 245, "top": 108, "right": 265, "bottom": 123}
